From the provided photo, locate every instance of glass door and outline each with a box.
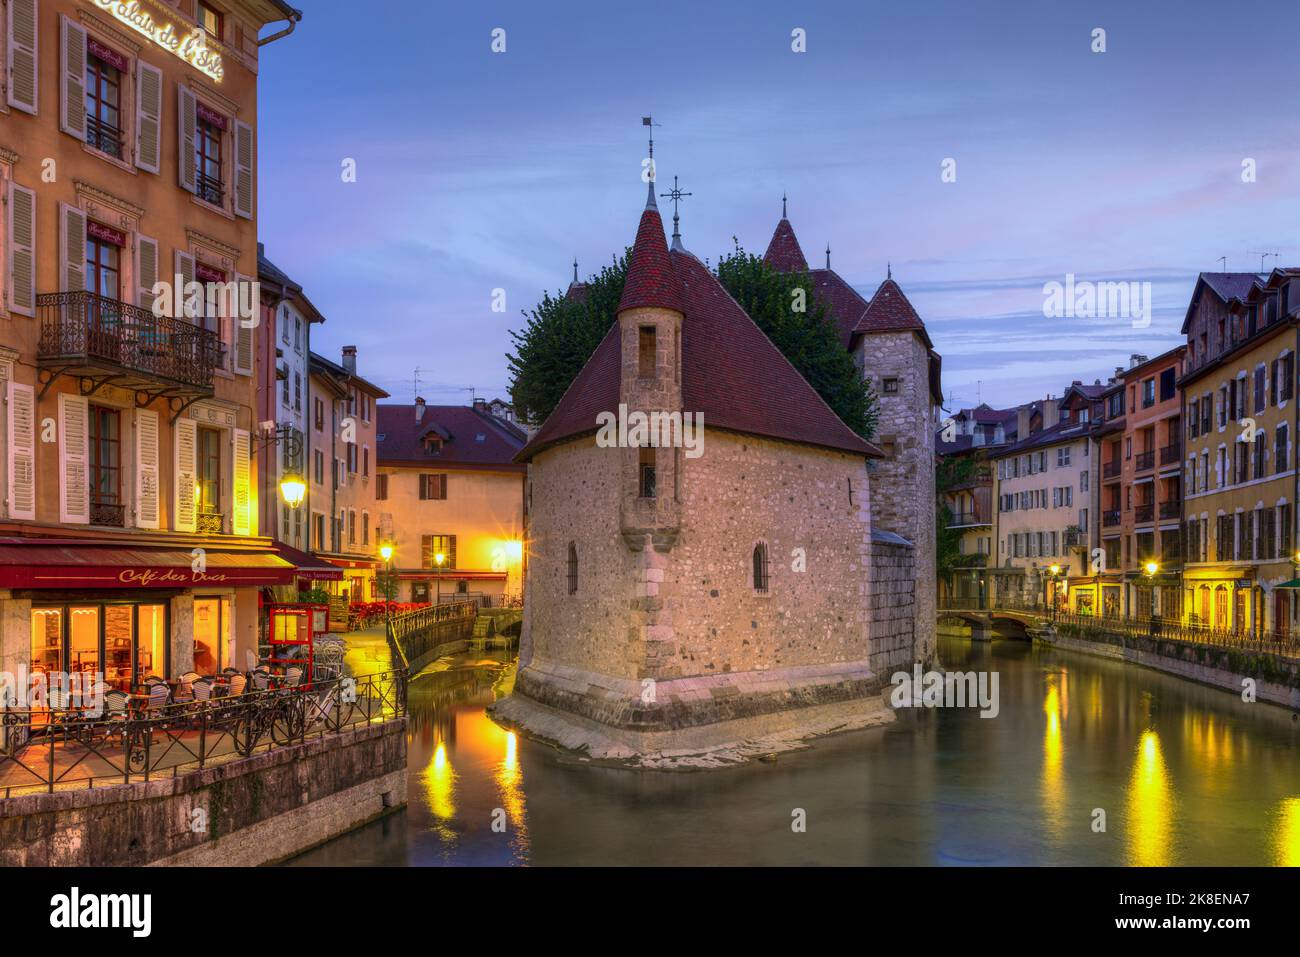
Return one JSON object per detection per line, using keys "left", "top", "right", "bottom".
{"left": 103, "top": 605, "right": 133, "bottom": 690}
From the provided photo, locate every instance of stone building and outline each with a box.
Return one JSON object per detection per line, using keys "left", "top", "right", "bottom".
{"left": 761, "top": 209, "right": 943, "bottom": 667}
{"left": 494, "top": 185, "right": 908, "bottom": 760}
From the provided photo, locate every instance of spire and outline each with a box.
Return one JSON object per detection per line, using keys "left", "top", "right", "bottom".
{"left": 659, "top": 175, "right": 692, "bottom": 253}
{"left": 762, "top": 214, "right": 809, "bottom": 272}
{"left": 887, "top": 261, "right": 892, "bottom": 280}
{"left": 782, "top": 192, "right": 788, "bottom": 219}
{"left": 618, "top": 185, "right": 683, "bottom": 315}
{"left": 573, "top": 258, "right": 579, "bottom": 283}
{"left": 642, "top": 115, "right": 658, "bottom": 210}
{"left": 826, "top": 243, "right": 831, "bottom": 269}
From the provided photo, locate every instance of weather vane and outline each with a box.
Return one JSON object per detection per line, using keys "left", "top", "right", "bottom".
{"left": 660, "top": 175, "right": 692, "bottom": 248}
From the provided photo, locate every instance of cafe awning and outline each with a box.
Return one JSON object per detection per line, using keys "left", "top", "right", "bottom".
{"left": 272, "top": 541, "right": 344, "bottom": 581}
{"left": 0, "top": 538, "right": 297, "bottom": 589}
{"left": 1274, "top": 578, "right": 1300, "bottom": 589}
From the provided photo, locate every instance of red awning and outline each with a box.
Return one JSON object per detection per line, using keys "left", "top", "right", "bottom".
{"left": 396, "top": 570, "right": 506, "bottom": 581}
{"left": 320, "top": 554, "right": 383, "bottom": 570}
{"left": 272, "top": 542, "right": 344, "bottom": 581}
{"left": 0, "top": 538, "right": 297, "bottom": 589}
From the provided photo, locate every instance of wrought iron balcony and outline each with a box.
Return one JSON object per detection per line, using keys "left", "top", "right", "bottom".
{"left": 1159, "top": 500, "right": 1181, "bottom": 520}
{"left": 1103, "top": 509, "right": 1121, "bottom": 527}
{"left": 1159, "top": 442, "right": 1182, "bottom": 466}
{"left": 36, "top": 291, "right": 221, "bottom": 400}
{"left": 1103, "top": 460, "right": 1121, "bottom": 479}
{"left": 197, "top": 510, "right": 225, "bottom": 535}
{"left": 90, "top": 500, "right": 125, "bottom": 528}
{"left": 1135, "top": 450, "right": 1155, "bottom": 472}
{"left": 1135, "top": 504, "right": 1154, "bottom": 523}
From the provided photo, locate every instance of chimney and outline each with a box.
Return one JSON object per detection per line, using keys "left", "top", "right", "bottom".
{"left": 1129, "top": 353, "right": 1147, "bottom": 369}
{"left": 1016, "top": 406, "right": 1030, "bottom": 441}
{"left": 342, "top": 345, "right": 357, "bottom": 374}
{"left": 473, "top": 397, "right": 487, "bottom": 412}
{"left": 1043, "top": 398, "right": 1060, "bottom": 428}
{"left": 415, "top": 397, "right": 425, "bottom": 423}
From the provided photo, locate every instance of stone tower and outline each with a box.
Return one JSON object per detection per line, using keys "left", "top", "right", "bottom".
{"left": 763, "top": 214, "right": 941, "bottom": 668}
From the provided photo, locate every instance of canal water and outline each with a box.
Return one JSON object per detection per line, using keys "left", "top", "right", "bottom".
{"left": 287, "top": 636, "right": 1300, "bottom": 866}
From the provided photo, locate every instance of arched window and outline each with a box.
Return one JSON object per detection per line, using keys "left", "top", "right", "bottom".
{"left": 567, "top": 542, "right": 578, "bottom": 595}
{"left": 752, "top": 542, "right": 770, "bottom": 594}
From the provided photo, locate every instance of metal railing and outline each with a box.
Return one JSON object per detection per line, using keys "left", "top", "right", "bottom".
{"left": 937, "top": 600, "right": 1300, "bottom": 659}
{"left": 1159, "top": 442, "right": 1181, "bottom": 466}
{"left": 0, "top": 669, "right": 406, "bottom": 799}
{"left": 1135, "top": 450, "right": 1155, "bottom": 472}
{"left": 386, "top": 600, "right": 478, "bottom": 671}
{"left": 1135, "top": 504, "right": 1154, "bottom": 523}
{"left": 1103, "top": 461, "right": 1121, "bottom": 479}
{"left": 1159, "top": 500, "right": 1181, "bottom": 519}
{"left": 1103, "top": 509, "right": 1121, "bottom": 527}
{"left": 36, "top": 291, "right": 222, "bottom": 390}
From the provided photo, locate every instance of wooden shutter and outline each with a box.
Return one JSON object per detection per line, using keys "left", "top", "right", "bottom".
{"left": 135, "top": 61, "right": 163, "bottom": 174}
{"left": 59, "top": 203, "right": 86, "bottom": 293}
{"left": 134, "top": 408, "right": 160, "bottom": 529}
{"left": 6, "top": 0, "right": 38, "bottom": 114}
{"left": 232, "top": 271, "right": 254, "bottom": 375}
{"left": 178, "top": 84, "right": 197, "bottom": 193}
{"left": 233, "top": 120, "right": 254, "bottom": 219}
{"left": 231, "top": 427, "right": 251, "bottom": 535}
{"left": 59, "top": 16, "right": 86, "bottom": 139}
{"left": 136, "top": 234, "right": 159, "bottom": 308}
{"left": 58, "top": 392, "right": 89, "bottom": 524}
{"left": 174, "top": 417, "right": 197, "bottom": 532}
{"left": 6, "top": 381, "right": 35, "bottom": 520}
{"left": 6, "top": 182, "right": 36, "bottom": 316}
{"left": 174, "top": 249, "right": 195, "bottom": 318}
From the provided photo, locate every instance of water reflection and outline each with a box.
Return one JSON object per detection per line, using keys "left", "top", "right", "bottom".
{"left": 289, "top": 639, "right": 1300, "bottom": 867}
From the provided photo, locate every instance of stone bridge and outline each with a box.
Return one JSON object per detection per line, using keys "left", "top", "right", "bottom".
{"left": 936, "top": 603, "right": 1055, "bottom": 642}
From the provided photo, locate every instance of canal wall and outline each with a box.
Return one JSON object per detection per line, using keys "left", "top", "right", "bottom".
{"left": 0, "top": 720, "right": 407, "bottom": 867}
{"left": 1045, "top": 626, "right": 1300, "bottom": 710}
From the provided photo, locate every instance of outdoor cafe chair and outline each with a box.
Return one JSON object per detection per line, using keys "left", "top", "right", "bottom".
{"left": 250, "top": 669, "right": 271, "bottom": 692}
{"left": 225, "top": 673, "right": 247, "bottom": 696}
{"left": 192, "top": 678, "right": 214, "bottom": 703}
{"left": 285, "top": 666, "right": 304, "bottom": 688}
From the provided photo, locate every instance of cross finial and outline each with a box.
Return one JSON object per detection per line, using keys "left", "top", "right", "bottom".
{"left": 782, "top": 192, "right": 788, "bottom": 219}
{"left": 659, "top": 175, "right": 692, "bottom": 250}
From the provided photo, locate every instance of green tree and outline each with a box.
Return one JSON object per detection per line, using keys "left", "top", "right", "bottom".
{"left": 506, "top": 247, "right": 878, "bottom": 441}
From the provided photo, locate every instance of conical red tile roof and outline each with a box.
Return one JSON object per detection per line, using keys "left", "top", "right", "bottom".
{"left": 617, "top": 206, "right": 684, "bottom": 314}
{"left": 762, "top": 218, "right": 809, "bottom": 272}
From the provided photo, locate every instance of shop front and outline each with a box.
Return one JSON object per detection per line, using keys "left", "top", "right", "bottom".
{"left": 0, "top": 538, "right": 297, "bottom": 696}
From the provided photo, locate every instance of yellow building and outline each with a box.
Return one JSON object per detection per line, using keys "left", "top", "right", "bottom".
{"left": 376, "top": 399, "right": 526, "bottom": 606}
{"left": 1180, "top": 270, "right": 1299, "bottom": 636}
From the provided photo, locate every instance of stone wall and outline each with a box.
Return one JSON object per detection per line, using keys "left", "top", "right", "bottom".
{"left": 859, "top": 330, "right": 936, "bottom": 665}
{"left": 0, "top": 720, "right": 406, "bottom": 867}
{"left": 867, "top": 530, "right": 918, "bottom": 676}
{"left": 515, "top": 428, "right": 879, "bottom": 738}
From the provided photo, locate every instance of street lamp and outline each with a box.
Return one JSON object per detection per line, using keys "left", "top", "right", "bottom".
{"left": 1048, "top": 564, "right": 1062, "bottom": 619}
{"left": 379, "top": 542, "right": 394, "bottom": 627}
{"left": 279, "top": 471, "right": 306, "bottom": 508}
{"left": 435, "top": 552, "right": 446, "bottom": 605}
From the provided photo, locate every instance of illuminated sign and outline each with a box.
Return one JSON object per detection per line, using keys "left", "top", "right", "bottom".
{"left": 93, "top": 0, "right": 225, "bottom": 82}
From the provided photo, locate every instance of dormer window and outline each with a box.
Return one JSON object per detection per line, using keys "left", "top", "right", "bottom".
{"left": 638, "top": 325, "right": 657, "bottom": 377}
{"left": 424, "top": 436, "right": 442, "bottom": 454}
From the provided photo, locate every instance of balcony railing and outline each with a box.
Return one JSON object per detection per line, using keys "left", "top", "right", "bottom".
{"left": 1159, "top": 500, "right": 1181, "bottom": 520}
{"left": 1103, "top": 510, "right": 1121, "bottom": 527}
{"left": 37, "top": 291, "right": 221, "bottom": 392}
{"left": 947, "top": 511, "right": 989, "bottom": 527}
{"left": 1159, "top": 442, "right": 1181, "bottom": 466}
{"left": 89, "top": 501, "right": 125, "bottom": 528}
{"left": 1135, "top": 450, "right": 1155, "bottom": 472}
{"left": 1134, "top": 503, "right": 1154, "bottom": 523}
{"left": 197, "top": 510, "right": 224, "bottom": 535}
{"left": 1103, "top": 460, "right": 1121, "bottom": 479}
{"left": 86, "top": 116, "right": 123, "bottom": 159}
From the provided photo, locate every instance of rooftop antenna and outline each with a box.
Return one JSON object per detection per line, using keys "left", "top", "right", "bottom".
{"left": 641, "top": 115, "right": 661, "bottom": 208}
{"left": 1216, "top": 256, "right": 1227, "bottom": 271}
{"left": 413, "top": 367, "right": 422, "bottom": 404}
{"left": 1249, "top": 250, "right": 1279, "bottom": 273}
{"left": 659, "top": 175, "right": 692, "bottom": 251}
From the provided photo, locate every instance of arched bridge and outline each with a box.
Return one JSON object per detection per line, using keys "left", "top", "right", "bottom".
{"left": 937, "top": 602, "right": 1055, "bottom": 642}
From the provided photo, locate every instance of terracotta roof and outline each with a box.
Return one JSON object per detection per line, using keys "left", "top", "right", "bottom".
{"left": 517, "top": 208, "right": 879, "bottom": 461}
{"left": 617, "top": 206, "right": 683, "bottom": 314}
{"left": 565, "top": 281, "right": 589, "bottom": 303}
{"left": 377, "top": 405, "right": 526, "bottom": 471}
{"left": 855, "top": 278, "right": 932, "bottom": 347}
{"left": 1181, "top": 272, "right": 1263, "bottom": 334}
{"left": 808, "top": 268, "right": 870, "bottom": 348}
{"left": 762, "top": 218, "right": 809, "bottom": 273}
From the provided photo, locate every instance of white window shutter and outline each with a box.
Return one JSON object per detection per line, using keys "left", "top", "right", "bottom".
{"left": 59, "top": 203, "right": 87, "bottom": 293}
{"left": 178, "top": 84, "right": 197, "bottom": 193}
{"left": 135, "top": 61, "right": 163, "bottom": 174}
{"left": 233, "top": 120, "right": 254, "bottom": 219}
{"left": 7, "top": 381, "right": 35, "bottom": 520}
{"left": 174, "top": 417, "right": 197, "bottom": 532}
{"left": 6, "top": 0, "right": 38, "bottom": 115}
{"left": 231, "top": 427, "right": 251, "bottom": 536}
{"left": 174, "top": 249, "right": 195, "bottom": 319}
{"left": 135, "top": 408, "right": 160, "bottom": 529}
{"left": 232, "top": 271, "right": 254, "bottom": 375}
{"left": 59, "top": 15, "right": 86, "bottom": 139}
{"left": 58, "top": 392, "right": 89, "bottom": 524}
{"left": 7, "top": 182, "right": 36, "bottom": 316}
{"left": 136, "top": 234, "right": 159, "bottom": 308}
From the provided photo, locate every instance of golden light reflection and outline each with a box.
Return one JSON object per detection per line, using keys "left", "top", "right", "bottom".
{"left": 422, "top": 741, "right": 458, "bottom": 841}
{"left": 1274, "top": 797, "right": 1300, "bottom": 867}
{"left": 1126, "top": 730, "right": 1174, "bottom": 866}
{"left": 1041, "top": 678, "right": 1065, "bottom": 841}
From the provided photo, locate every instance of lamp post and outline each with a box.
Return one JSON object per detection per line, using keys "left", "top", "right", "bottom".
{"left": 1143, "top": 560, "right": 1159, "bottom": 636}
{"left": 435, "top": 552, "right": 446, "bottom": 605}
{"left": 1048, "top": 564, "right": 1062, "bottom": 620}
{"left": 379, "top": 543, "right": 394, "bottom": 628}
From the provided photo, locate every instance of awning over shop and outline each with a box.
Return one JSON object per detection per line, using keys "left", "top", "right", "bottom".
{"left": 1274, "top": 578, "right": 1300, "bottom": 589}
{"left": 0, "top": 538, "right": 297, "bottom": 589}
{"left": 272, "top": 542, "right": 344, "bottom": 581}
{"left": 396, "top": 570, "right": 506, "bottom": 581}
{"left": 319, "top": 554, "right": 383, "bottom": 570}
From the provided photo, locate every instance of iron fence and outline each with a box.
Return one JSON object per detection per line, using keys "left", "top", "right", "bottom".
{"left": 0, "top": 669, "right": 406, "bottom": 799}
{"left": 386, "top": 600, "right": 478, "bottom": 669}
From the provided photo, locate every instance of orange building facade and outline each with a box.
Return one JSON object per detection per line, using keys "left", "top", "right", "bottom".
{"left": 0, "top": 0, "right": 300, "bottom": 696}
